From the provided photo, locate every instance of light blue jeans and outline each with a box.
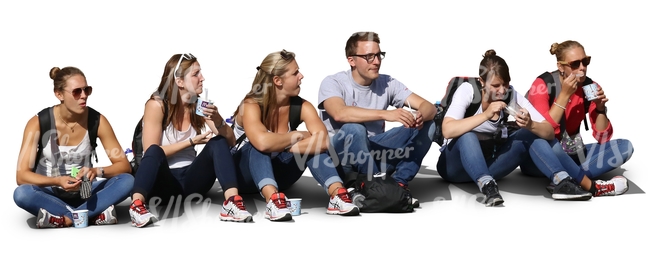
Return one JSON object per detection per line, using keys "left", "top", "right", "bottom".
{"left": 521, "top": 138, "right": 634, "bottom": 180}
{"left": 437, "top": 128, "right": 587, "bottom": 184}
{"left": 330, "top": 121, "right": 436, "bottom": 186}
{"left": 14, "top": 173, "right": 134, "bottom": 221}
{"left": 233, "top": 142, "right": 343, "bottom": 194}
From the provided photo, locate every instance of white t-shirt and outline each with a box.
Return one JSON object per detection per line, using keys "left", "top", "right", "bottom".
{"left": 443, "top": 82, "right": 545, "bottom": 143}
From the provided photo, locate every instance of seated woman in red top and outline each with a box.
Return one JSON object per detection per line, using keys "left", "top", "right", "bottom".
{"left": 523, "top": 40, "right": 634, "bottom": 197}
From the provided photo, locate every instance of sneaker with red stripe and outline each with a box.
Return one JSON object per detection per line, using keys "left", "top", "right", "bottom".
{"left": 327, "top": 187, "right": 360, "bottom": 216}
{"left": 220, "top": 195, "right": 253, "bottom": 222}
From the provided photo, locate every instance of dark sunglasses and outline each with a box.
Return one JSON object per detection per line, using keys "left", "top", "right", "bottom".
{"left": 351, "top": 52, "right": 386, "bottom": 63}
{"left": 559, "top": 56, "right": 591, "bottom": 69}
{"left": 66, "top": 86, "right": 93, "bottom": 98}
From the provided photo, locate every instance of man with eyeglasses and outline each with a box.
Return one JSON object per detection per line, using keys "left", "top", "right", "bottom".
{"left": 317, "top": 31, "right": 438, "bottom": 209}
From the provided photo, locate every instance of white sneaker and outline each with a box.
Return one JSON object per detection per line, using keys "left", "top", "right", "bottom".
{"left": 594, "top": 176, "right": 629, "bottom": 196}
{"left": 219, "top": 195, "right": 253, "bottom": 222}
{"left": 327, "top": 187, "right": 360, "bottom": 216}
{"left": 264, "top": 192, "right": 292, "bottom": 221}
{"left": 129, "top": 199, "right": 158, "bottom": 228}
{"left": 94, "top": 205, "right": 117, "bottom": 225}
{"left": 36, "top": 208, "right": 65, "bottom": 228}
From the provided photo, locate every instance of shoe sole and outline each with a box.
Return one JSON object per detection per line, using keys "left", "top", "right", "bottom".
{"left": 326, "top": 207, "right": 360, "bottom": 216}
{"left": 485, "top": 198, "right": 504, "bottom": 207}
{"left": 265, "top": 213, "right": 292, "bottom": 221}
{"left": 219, "top": 215, "right": 253, "bottom": 223}
{"left": 131, "top": 216, "right": 157, "bottom": 228}
{"left": 552, "top": 193, "right": 592, "bottom": 201}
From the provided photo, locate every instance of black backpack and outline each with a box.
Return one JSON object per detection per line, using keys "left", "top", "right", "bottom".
{"left": 433, "top": 77, "right": 512, "bottom": 146}
{"left": 353, "top": 173, "right": 414, "bottom": 213}
{"left": 33, "top": 106, "right": 101, "bottom": 172}
{"left": 524, "top": 70, "right": 592, "bottom": 134}
{"left": 232, "top": 96, "right": 303, "bottom": 150}
{"left": 129, "top": 100, "right": 168, "bottom": 175}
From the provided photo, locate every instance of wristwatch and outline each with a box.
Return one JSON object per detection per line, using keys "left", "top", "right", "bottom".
{"left": 217, "top": 119, "right": 227, "bottom": 129}
{"left": 595, "top": 107, "right": 607, "bottom": 114}
{"left": 97, "top": 167, "right": 104, "bottom": 178}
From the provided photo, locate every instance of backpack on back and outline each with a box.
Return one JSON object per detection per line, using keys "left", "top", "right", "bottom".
{"left": 232, "top": 96, "right": 303, "bottom": 150}
{"left": 129, "top": 100, "right": 168, "bottom": 175}
{"left": 433, "top": 77, "right": 511, "bottom": 146}
{"left": 33, "top": 106, "right": 101, "bottom": 172}
{"left": 524, "top": 70, "right": 592, "bottom": 134}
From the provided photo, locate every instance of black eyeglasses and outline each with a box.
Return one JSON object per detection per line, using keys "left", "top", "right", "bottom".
{"left": 559, "top": 56, "right": 591, "bottom": 70}
{"left": 351, "top": 52, "right": 385, "bottom": 63}
{"left": 66, "top": 86, "right": 93, "bottom": 99}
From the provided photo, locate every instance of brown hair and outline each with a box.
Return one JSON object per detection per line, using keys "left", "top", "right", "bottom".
{"left": 479, "top": 49, "right": 511, "bottom": 84}
{"left": 233, "top": 50, "right": 296, "bottom": 132}
{"left": 550, "top": 40, "right": 585, "bottom": 61}
{"left": 151, "top": 54, "right": 204, "bottom": 133}
{"left": 345, "top": 31, "right": 381, "bottom": 57}
{"left": 49, "top": 66, "right": 86, "bottom": 93}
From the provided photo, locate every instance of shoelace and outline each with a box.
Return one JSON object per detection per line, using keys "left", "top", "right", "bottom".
{"left": 273, "top": 194, "right": 288, "bottom": 209}
{"left": 595, "top": 181, "right": 615, "bottom": 196}
{"left": 50, "top": 216, "right": 64, "bottom": 227}
{"left": 233, "top": 198, "right": 246, "bottom": 210}
{"left": 132, "top": 202, "right": 149, "bottom": 214}
{"left": 337, "top": 190, "right": 353, "bottom": 203}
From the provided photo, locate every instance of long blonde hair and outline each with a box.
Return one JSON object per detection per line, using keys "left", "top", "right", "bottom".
{"left": 233, "top": 49, "right": 295, "bottom": 132}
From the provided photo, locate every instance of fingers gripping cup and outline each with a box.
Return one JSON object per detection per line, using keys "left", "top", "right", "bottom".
{"left": 287, "top": 198, "right": 302, "bottom": 216}
{"left": 582, "top": 83, "right": 598, "bottom": 101}
{"left": 72, "top": 209, "right": 89, "bottom": 228}
{"left": 195, "top": 98, "right": 214, "bottom": 117}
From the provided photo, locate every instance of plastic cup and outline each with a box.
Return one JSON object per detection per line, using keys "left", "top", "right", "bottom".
{"left": 72, "top": 209, "right": 89, "bottom": 228}
{"left": 287, "top": 198, "right": 302, "bottom": 216}
{"left": 195, "top": 98, "right": 214, "bottom": 117}
{"left": 582, "top": 83, "right": 598, "bottom": 101}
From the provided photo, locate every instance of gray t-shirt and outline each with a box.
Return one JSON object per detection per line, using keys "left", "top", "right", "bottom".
{"left": 318, "top": 70, "right": 413, "bottom": 137}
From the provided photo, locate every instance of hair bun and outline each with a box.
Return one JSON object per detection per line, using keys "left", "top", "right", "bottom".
{"left": 549, "top": 43, "right": 559, "bottom": 55}
{"left": 483, "top": 49, "right": 497, "bottom": 58}
{"left": 49, "top": 67, "right": 60, "bottom": 80}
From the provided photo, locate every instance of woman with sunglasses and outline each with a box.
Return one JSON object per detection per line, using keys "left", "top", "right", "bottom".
{"left": 128, "top": 53, "right": 253, "bottom": 228}
{"left": 523, "top": 40, "right": 633, "bottom": 197}
{"left": 13, "top": 66, "right": 134, "bottom": 228}
{"left": 231, "top": 50, "right": 359, "bottom": 221}
{"left": 437, "top": 50, "right": 594, "bottom": 207}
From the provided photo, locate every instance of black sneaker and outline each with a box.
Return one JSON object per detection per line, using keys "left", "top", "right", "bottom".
{"left": 552, "top": 178, "right": 592, "bottom": 201}
{"left": 481, "top": 180, "right": 504, "bottom": 206}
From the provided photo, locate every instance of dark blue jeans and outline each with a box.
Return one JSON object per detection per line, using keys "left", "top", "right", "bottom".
{"left": 330, "top": 121, "right": 435, "bottom": 186}
{"left": 233, "top": 142, "right": 343, "bottom": 195}
{"left": 14, "top": 173, "right": 133, "bottom": 220}
{"left": 521, "top": 138, "right": 633, "bottom": 179}
{"left": 437, "top": 128, "right": 587, "bottom": 185}
{"left": 132, "top": 136, "right": 238, "bottom": 204}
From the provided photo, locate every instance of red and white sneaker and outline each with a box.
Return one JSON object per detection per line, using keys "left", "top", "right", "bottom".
{"left": 219, "top": 195, "right": 253, "bottom": 222}
{"left": 594, "top": 176, "right": 629, "bottom": 197}
{"left": 129, "top": 199, "right": 158, "bottom": 228}
{"left": 264, "top": 192, "right": 292, "bottom": 221}
{"left": 327, "top": 187, "right": 360, "bottom": 216}
{"left": 94, "top": 205, "right": 117, "bottom": 225}
{"left": 36, "top": 208, "right": 65, "bottom": 228}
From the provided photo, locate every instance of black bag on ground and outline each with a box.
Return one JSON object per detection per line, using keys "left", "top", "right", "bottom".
{"left": 354, "top": 173, "right": 414, "bottom": 213}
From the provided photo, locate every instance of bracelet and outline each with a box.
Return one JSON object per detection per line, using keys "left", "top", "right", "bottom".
{"left": 553, "top": 102, "right": 566, "bottom": 110}
{"left": 189, "top": 138, "right": 195, "bottom": 146}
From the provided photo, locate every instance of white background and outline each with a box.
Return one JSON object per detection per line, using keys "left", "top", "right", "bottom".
{"left": 1, "top": 0, "right": 647, "bottom": 259}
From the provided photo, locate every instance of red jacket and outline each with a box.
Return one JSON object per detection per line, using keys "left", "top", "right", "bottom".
{"left": 527, "top": 77, "right": 613, "bottom": 144}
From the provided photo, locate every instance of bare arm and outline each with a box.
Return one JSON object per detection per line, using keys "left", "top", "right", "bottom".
{"left": 286, "top": 100, "right": 329, "bottom": 154}
{"left": 322, "top": 97, "right": 391, "bottom": 123}
{"left": 241, "top": 101, "right": 305, "bottom": 153}
{"left": 15, "top": 116, "right": 77, "bottom": 189}
{"left": 405, "top": 93, "right": 437, "bottom": 122}
{"left": 96, "top": 115, "right": 132, "bottom": 177}
{"left": 141, "top": 99, "right": 193, "bottom": 156}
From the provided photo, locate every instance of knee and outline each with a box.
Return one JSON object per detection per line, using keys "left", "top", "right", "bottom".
{"left": 13, "top": 185, "right": 34, "bottom": 207}
{"left": 619, "top": 139, "right": 634, "bottom": 155}
{"left": 206, "top": 135, "right": 229, "bottom": 149}
{"left": 338, "top": 123, "right": 367, "bottom": 137}
{"left": 112, "top": 172, "right": 135, "bottom": 184}
{"left": 456, "top": 132, "right": 478, "bottom": 144}
{"left": 143, "top": 144, "right": 164, "bottom": 158}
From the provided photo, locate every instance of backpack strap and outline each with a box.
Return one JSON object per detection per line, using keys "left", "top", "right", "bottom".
{"left": 87, "top": 107, "right": 101, "bottom": 164}
{"left": 289, "top": 96, "right": 303, "bottom": 131}
{"left": 464, "top": 77, "right": 483, "bottom": 118}
{"left": 539, "top": 71, "right": 567, "bottom": 134}
{"left": 33, "top": 107, "right": 53, "bottom": 172}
